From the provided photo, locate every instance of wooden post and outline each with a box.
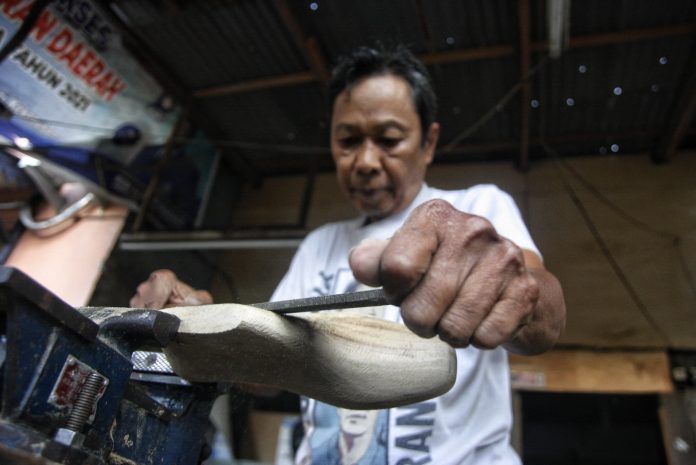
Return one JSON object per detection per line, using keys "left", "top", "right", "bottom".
{"left": 518, "top": 0, "right": 532, "bottom": 171}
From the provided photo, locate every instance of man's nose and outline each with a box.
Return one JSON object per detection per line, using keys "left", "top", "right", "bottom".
{"left": 354, "top": 140, "right": 381, "bottom": 174}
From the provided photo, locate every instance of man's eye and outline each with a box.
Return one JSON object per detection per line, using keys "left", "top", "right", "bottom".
{"left": 379, "top": 137, "right": 401, "bottom": 148}
{"left": 338, "top": 137, "right": 361, "bottom": 147}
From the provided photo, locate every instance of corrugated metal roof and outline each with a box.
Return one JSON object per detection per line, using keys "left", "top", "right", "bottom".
{"left": 105, "top": 0, "right": 696, "bottom": 174}
{"left": 424, "top": 0, "right": 517, "bottom": 49}
{"left": 434, "top": 57, "right": 519, "bottom": 144}
{"left": 115, "top": 0, "right": 306, "bottom": 88}
{"left": 535, "top": 36, "right": 694, "bottom": 139}
{"left": 298, "top": 0, "right": 428, "bottom": 57}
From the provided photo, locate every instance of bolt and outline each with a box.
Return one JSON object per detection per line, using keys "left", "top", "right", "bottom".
{"left": 54, "top": 428, "right": 84, "bottom": 447}
{"left": 65, "top": 372, "right": 103, "bottom": 432}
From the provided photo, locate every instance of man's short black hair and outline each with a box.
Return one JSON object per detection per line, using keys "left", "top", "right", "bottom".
{"left": 328, "top": 45, "right": 437, "bottom": 143}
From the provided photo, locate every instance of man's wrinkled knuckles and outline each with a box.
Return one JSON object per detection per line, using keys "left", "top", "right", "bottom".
{"left": 470, "top": 314, "right": 518, "bottom": 350}
{"left": 436, "top": 301, "right": 489, "bottom": 347}
{"left": 470, "top": 332, "right": 505, "bottom": 350}
{"left": 500, "top": 283, "right": 536, "bottom": 328}
{"left": 411, "top": 199, "right": 495, "bottom": 235}
{"left": 400, "top": 296, "right": 442, "bottom": 338}
{"left": 438, "top": 332, "right": 471, "bottom": 348}
{"left": 402, "top": 312, "right": 438, "bottom": 338}
{"left": 348, "top": 245, "right": 383, "bottom": 287}
{"left": 496, "top": 238, "right": 526, "bottom": 269}
{"left": 410, "top": 198, "right": 456, "bottom": 221}
{"left": 511, "top": 273, "right": 541, "bottom": 308}
{"left": 525, "top": 276, "right": 541, "bottom": 305}
{"left": 461, "top": 213, "right": 497, "bottom": 236}
{"left": 378, "top": 248, "right": 429, "bottom": 292}
{"left": 350, "top": 238, "right": 389, "bottom": 264}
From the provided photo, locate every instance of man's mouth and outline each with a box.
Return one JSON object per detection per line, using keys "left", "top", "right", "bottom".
{"left": 351, "top": 186, "right": 390, "bottom": 199}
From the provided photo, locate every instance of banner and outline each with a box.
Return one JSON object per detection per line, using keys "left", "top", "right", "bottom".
{"left": 0, "top": 0, "right": 178, "bottom": 163}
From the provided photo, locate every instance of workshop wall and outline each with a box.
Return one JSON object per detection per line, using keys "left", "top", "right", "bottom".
{"left": 218, "top": 152, "right": 696, "bottom": 350}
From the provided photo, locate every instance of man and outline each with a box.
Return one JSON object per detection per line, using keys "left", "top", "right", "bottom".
{"left": 131, "top": 45, "right": 565, "bottom": 464}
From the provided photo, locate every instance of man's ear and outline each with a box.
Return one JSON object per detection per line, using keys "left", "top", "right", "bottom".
{"left": 422, "top": 122, "right": 440, "bottom": 165}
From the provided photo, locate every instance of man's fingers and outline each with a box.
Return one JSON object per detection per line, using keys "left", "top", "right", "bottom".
{"left": 469, "top": 295, "right": 534, "bottom": 350}
{"left": 387, "top": 200, "right": 499, "bottom": 337}
{"left": 349, "top": 238, "right": 389, "bottom": 287}
{"left": 407, "top": 242, "right": 519, "bottom": 344}
{"left": 444, "top": 272, "right": 537, "bottom": 349}
{"left": 129, "top": 269, "right": 178, "bottom": 309}
{"left": 398, "top": 244, "right": 473, "bottom": 338}
{"left": 378, "top": 212, "right": 443, "bottom": 304}
{"left": 175, "top": 289, "right": 214, "bottom": 307}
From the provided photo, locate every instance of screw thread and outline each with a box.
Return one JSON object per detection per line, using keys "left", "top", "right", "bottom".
{"left": 65, "top": 372, "right": 102, "bottom": 432}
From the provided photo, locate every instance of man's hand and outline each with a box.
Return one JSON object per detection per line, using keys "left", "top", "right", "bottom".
{"left": 349, "top": 200, "right": 566, "bottom": 355}
{"left": 130, "top": 271, "right": 283, "bottom": 398}
{"left": 129, "top": 269, "right": 213, "bottom": 309}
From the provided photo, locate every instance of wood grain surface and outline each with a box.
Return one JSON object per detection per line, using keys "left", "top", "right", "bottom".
{"left": 121, "top": 304, "right": 458, "bottom": 410}
{"left": 509, "top": 349, "right": 673, "bottom": 393}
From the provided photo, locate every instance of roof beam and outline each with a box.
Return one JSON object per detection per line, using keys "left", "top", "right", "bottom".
{"left": 652, "top": 41, "right": 696, "bottom": 163}
{"left": 274, "top": 0, "right": 330, "bottom": 82}
{"left": 565, "top": 23, "right": 696, "bottom": 50}
{"left": 531, "top": 23, "right": 696, "bottom": 52}
{"left": 194, "top": 72, "right": 315, "bottom": 98}
{"left": 653, "top": 84, "right": 696, "bottom": 162}
{"left": 192, "top": 23, "right": 696, "bottom": 97}
{"left": 414, "top": 0, "right": 436, "bottom": 53}
{"left": 438, "top": 129, "right": 664, "bottom": 157}
{"left": 517, "top": 0, "right": 532, "bottom": 171}
{"left": 420, "top": 45, "right": 514, "bottom": 65}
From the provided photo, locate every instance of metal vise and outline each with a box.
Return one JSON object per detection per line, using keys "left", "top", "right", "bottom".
{"left": 0, "top": 266, "right": 226, "bottom": 465}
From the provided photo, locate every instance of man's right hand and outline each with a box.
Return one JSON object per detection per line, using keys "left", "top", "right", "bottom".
{"left": 129, "top": 269, "right": 213, "bottom": 309}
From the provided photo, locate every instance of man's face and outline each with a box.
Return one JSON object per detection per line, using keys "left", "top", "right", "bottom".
{"left": 338, "top": 408, "right": 379, "bottom": 436}
{"left": 331, "top": 74, "right": 439, "bottom": 221}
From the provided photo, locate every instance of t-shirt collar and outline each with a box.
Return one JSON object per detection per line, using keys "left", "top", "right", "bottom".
{"left": 357, "top": 182, "right": 431, "bottom": 231}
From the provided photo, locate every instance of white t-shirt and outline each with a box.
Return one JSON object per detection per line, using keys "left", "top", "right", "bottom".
{"left": 272, "top": 184, "right": 538, "bottom": 465}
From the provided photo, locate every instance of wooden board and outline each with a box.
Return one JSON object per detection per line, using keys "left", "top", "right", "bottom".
{"left": 509, "top": 349, "right": 673, "bottom": 393}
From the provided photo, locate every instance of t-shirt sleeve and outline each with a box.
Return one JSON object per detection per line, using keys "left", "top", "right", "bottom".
{"left": 457, "top": 185, "right": 541, "bottom": 259}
